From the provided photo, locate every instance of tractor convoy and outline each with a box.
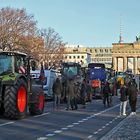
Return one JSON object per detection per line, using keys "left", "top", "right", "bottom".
{"left": 0, "top": 51, "right": 119, "bottom": 120}
{"left": 0, "top": 51, "right": 45, "bottom": 119}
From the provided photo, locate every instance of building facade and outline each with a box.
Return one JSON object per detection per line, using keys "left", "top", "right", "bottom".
{"left": 112, "top": 39, "right": 140, "bottom": 74}
{"left": 64, "top": 45, "right": 112, "bottom": 68}
{"left": 89, "top": 47, "right": 112, "bottom": 68}
{"left": 64, "top": 45, "right": 91, "bottom": 67}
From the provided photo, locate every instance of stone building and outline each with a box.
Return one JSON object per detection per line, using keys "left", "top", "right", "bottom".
{"left": 89, "top": 47, "right": 112, "bottom": 68}
{"left": 64, "top": 45, "right": 91, "bottom": 67}
{"left": 64, "top": 45, "right": 112, "bottom": 68}
{"left": 112, "top": 38, "right": 140, "bottom": 74}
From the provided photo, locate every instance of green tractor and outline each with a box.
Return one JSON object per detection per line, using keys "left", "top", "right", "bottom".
{"left": 0, "top": 51, "right": 45, "bottom": 119}
{"left": 61, "top": 62, "right": 83, "bottom": 103}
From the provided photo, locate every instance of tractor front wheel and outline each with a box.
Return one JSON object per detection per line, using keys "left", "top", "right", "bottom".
{"left": 4, "top": 79, "right": 27, "bottom": 119}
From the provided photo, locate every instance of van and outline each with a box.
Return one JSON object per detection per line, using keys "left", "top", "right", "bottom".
{"left": 30, "top": 69, "right": 58, "bottom": 100}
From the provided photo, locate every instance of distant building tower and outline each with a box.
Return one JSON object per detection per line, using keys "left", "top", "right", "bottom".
{"left": 119, "top": 15, "right": 123, "bottom": 43}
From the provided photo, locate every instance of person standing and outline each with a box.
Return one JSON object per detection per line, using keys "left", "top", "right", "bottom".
{"left": 86, "top": 80, "right": 92, "bottom": 103}
{"left": 52, "top": 78, "right": 62, "bottom": 110}
{"left": 128, "top": 79, "right": 138, "bottom": 115}
{"left": 119, "top": 84, "right": 128, "bottom": 116}
{"left": 66, "top": 78, "right": 78, "bottom": 110}
{"left": 80, "top": 79, "right": 87, "bottom": 108}
{"left": 71, "top": 81, "right": 78, "bottom": 110}
{"left": 102, "top": 81, "right": 111, "bottom": 107}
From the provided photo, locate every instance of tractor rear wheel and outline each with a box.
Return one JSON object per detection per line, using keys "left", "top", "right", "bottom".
{"left": 29, "top": 87, "right": 44, "bottom": 115}
{"left": 0, "top": 103, "right": 4, "bottom": 115}
{"left": 4, "top": 79, "right": 27, "bottom": 119}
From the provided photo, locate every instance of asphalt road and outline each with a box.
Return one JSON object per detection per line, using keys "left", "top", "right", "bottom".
{"left": 0, "top": 96, "right": 128, "bottom": 140}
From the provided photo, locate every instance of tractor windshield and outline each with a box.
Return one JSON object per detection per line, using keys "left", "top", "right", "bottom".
{"left": 0, "top": 55, "right": 12, "bottom": 75}
{"left": 63, "top": 66, "right": 78, "bottom": 77}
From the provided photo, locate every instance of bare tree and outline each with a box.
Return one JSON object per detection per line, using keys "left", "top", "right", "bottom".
{"left": 38, "top": 27, "right": 66, "bottom": 69}
{"left": 0, "top": 7, "right": 66, "bottom": 69}
{"left": 0, "top": 7, "right": 37, "bottom": 52}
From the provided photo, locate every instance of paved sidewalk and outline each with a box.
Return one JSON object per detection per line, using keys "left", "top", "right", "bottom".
{"left": 100, "top": 108, "right": 140, "bottom": 140}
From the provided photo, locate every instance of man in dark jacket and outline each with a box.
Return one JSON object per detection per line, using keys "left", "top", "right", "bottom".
{"left": 119, "top": 84, "right": 128, "bottom": 116}
{"left": 128, "top": 80, "right": 138, "bottom": 115}
{"left": 103, "top": 81, "right": 111, "bottom": 107}
{"left": 80, "top": 79, "right": 87, "bottom": 108}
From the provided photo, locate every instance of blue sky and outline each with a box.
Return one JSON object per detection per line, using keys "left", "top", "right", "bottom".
{"left": 0, "top": 0, "right": 140, "bottom": 47}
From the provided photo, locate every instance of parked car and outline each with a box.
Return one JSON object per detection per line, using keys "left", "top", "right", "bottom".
{"left": 30, "top": 69, "right": 57, "bottom": 100}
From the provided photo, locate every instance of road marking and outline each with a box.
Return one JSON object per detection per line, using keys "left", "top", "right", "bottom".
{"left": 117, "top": 115, "right": 121, "bottom": 118}
{"left": 86, "top": 116, "right": 91, "bottom": 119}
{"left": 61, "top": 127, "right": 68, "bottom": 130}
{"left": 106, "top": 123, "right": 109, "bottom": 126}
{"left": 94, "top": 112, "right": 101, "bottom": 116}
{"left": 98, "top": 128, "right": 102, "bottom": 131}
{"left": 67, "top": 125, "right": 74, "bottom": 128}
{"left": 102, "top": 126, "right": 106, "bottom": 129}
{"left": 45, "top": 103, "right": 120, "bottom": 138}
{"left": 87, "top": 135, "right": 93, "bottom": 139}
{"left": 34, "top": 112, "right": 50, "bottom": 118}
{"left": 46, "top": 134, "right": 55, "bottom": 137}
{"left": 54, "top": 130, "right": 62, "bottom": 133}
{"left": 37, "top": 137, "right": 48, "bottom": 140}
{"left": 73, "top": 122, "right": 79, "bottom": 125}
{"left": 89, "top": 115, "right": 94, "bottom": 118}
{"left": 82, "top": 118, "right": 88, "bottom": 121}
{"left": 94, "top": 132, "right": 98, "bottom": 134}
{"left": 78, "top": 120, "right": 84, "bottom": 123}
{"left": 93, "top": 116, "right": 119, "bottom": 136}
{"left": 0, "top": 122, "right": 14, "bottom": 127}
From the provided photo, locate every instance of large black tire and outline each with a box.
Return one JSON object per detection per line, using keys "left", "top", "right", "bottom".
{"left": 4, "top": 79, "right": 27, "bottom": 119}
{"left": 29, "top": 87, "right": 45, "bottom": 115}
{"left": 0, "top": 103, "right": 4, "bottom": 115}
{"left": 0, "top": 90, "right": 4, "bottom": 115}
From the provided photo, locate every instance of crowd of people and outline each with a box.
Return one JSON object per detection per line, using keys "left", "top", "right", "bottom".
{"left": 119, "top": 78, "right": 138, "bottom": 116}
{"left": 52, "top": 77, "right": 92, "bottom": 111}
{"left": 52, "top": 75, "right": 139, "bottom": 116}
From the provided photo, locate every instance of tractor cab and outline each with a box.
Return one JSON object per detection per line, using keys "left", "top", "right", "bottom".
{"left": 61, "top": 62, "right": 81, "bottom": 80}
{"left": 0, "top": 51, "right": 26, "bottom": 76}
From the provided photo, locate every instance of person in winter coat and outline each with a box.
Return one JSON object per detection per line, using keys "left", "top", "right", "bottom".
{"left": 66, "top": 79, "right": 78, "bottom": 110}
{"left": 52, "top": 78, "right": 62, "bottom": 110}
{"left": 86, "top": 80, "right": 92, "bottom": 102}
{"left": 119, "top": 84, "right": 128, "bottom": 116}
{"left": 103, "top": 81, "right": 111, "bottom": 107}
{"left": 80, "top": 79, "right": 87, "bottom": 108}
{"left": 128, "top": 80, "right": 138, "bottom": 115}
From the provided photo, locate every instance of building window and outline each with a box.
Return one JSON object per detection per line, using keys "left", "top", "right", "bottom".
{"left": 73, "top": 56, "right": 76, "bottom": 59}
{"left": 100, "top": 49, "right": 103, "bottom": 52}
{"left": 81, "top": 56, "right": 84, "bottom": 59}
{"left": 77, "top": 56, "right": 80, "bottom": 59}
{"left": 69, "top": 56, "right": 71, "bottom": 59}
{"left": 105, "top": 49, "right": 108, "bottom": 52}
{"left": 95, "top": 49, "right": 97, "bottom": 53}
{"left": 65, "top": 56, "right": 67, "bottom": 59}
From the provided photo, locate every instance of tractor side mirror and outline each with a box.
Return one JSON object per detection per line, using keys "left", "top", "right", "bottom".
{"left": 60, "top": 69, "right": 62, "bottom": 74}
{"left": 31, "top": 61, "right": 36, "bottom": 71}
